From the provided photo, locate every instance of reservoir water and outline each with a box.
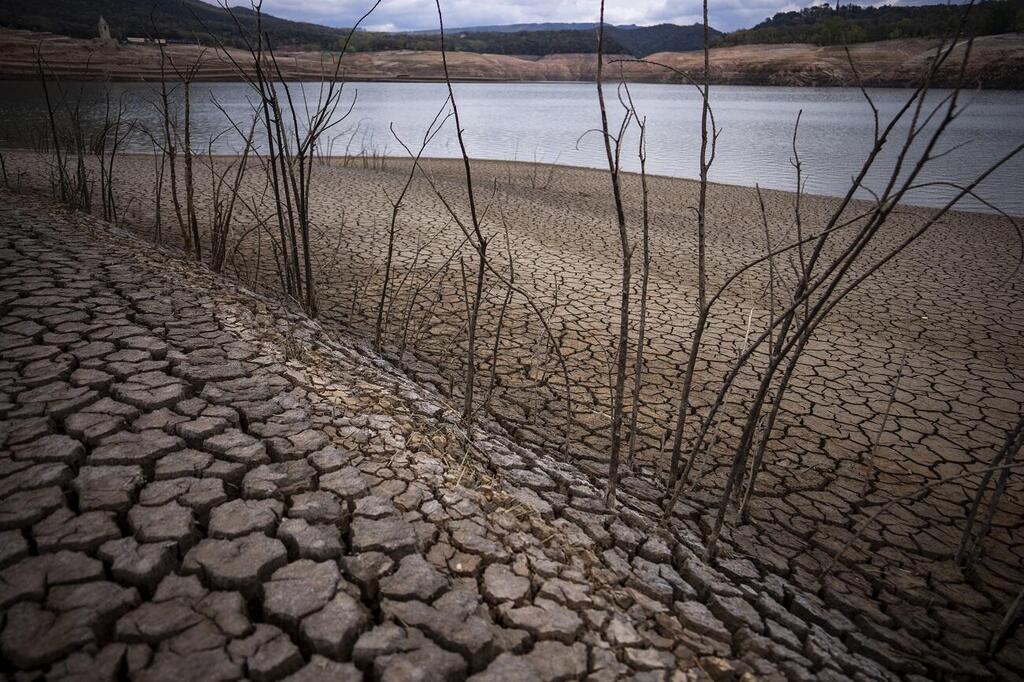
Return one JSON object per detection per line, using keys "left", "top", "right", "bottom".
{"left": 0, "top": 80, "right": 1020, "bottom": 214}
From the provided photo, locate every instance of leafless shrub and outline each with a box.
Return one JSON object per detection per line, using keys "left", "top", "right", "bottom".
{"left": 154, "top": 43, "right": 202, "bottom": 255}
{"left": 661, "top": 9, "right": 1023, "bottom": 560}
{"left": 169, "top": 45, "right": 205, "bottom": 259}
{"left": 474, "top": 211, "right": 517, "bottom": 420}
{"left": 35, "top": 49, "right": 92, "bottom": 212}
{"left": 430, "top": 0, "right": 490, "bottom": 422}
{"left": 152, "top": 150, "right": 166, "bottom": 243}
{"left": 202, "top": 0, "right": 382, "bottom": 315}
{"left": 91, "top": 90, "right": 134, "bottom": 223}
{"left": 374, "top": 109, "right": 452, "bottom": 351}
{"left": 206, "top": 120, "right": 257, "bottom": 272}
{"left": 609, "top": 12, "right": 722, "bottom": 496}
{"left": 396, "top": 230, "right": 467, "bottom": 365}
{"left": 0, "top": 149, "right": 10, "bottom": 188}
{"left": 957, "top": 413, "right": 1024, "bottom": 566}
{"left": 624, "top": 94, "right": 652, "bottom": 470}
{"left": 990, "top": 584, "right": 1024, "bottom": 655}
{"left": 593, "top": 1, "right": 641, "bottom": 505}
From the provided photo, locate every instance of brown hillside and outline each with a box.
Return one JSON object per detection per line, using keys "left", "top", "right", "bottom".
{"left": 0, "top": 27, "right": 1021, "bottom": 87}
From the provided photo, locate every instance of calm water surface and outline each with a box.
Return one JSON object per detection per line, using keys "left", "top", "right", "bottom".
{"left": 0, "top": 80, "right": 1021, "bottom": 214}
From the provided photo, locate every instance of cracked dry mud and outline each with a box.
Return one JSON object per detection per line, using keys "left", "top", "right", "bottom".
{"left": 4, "top": 154, "right": 1023, "bottom": 569}
{"left": 0, "top": 152, "right": 1022, "bottom": 681}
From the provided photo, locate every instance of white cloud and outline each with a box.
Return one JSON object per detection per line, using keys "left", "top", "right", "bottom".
{"left": 238, "top": 0, "right": 829, "bottom": 33}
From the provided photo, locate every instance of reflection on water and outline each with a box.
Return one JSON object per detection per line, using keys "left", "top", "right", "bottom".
{"left": 0, "top": 80, "right": 1021, "bottom": 214}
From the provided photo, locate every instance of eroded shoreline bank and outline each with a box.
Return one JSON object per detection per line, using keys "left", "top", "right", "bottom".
{"left": 2, "top": 27, "right": 1023, "bottom": 88}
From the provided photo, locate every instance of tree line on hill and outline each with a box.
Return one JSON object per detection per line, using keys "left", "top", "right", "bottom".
{"left": 345, "top": 29, "right": 630, "bottom": 56}
{"left": 0, "top": 0, "right": 671, "bottom": 56}
{"left": 0, "top": 0, "right": 343, "bottom": 47}
{"left": 0, "top": 0, "right": 1020, "bottom": 55}
{"left": 719, "top": 0, "right": 1024, "bottom": 46}
{"left": 348, "top": 24, "right": 712, "bottom": 56}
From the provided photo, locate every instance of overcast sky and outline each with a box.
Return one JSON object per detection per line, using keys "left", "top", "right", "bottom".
{"left": 250, "top": 0, "right": 832, "bottom": 33}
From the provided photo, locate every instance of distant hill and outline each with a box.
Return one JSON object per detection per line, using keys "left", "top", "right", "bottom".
{"left": 720, "top": 0, "right": 1024, "bottom": 46}
{"left": 0, "top": 0, "right": 709, "bottom": 56}
{"left": 609, "top": 24, "right": 720, "bottom": 56}
{"left": 4, "top": 0, "right": 1014, "bottom": 60}
{"left": 413, "top": 22, "right": 613, "bottom": 34}
{"left": 0, "top": 0, "right": 633, "bottom": 55}
{"left": 0, "top": 0, "right": 348, "bottom": 47}
{"left": 417, "top": 22, "right": 718, "bottom": 56}
{"left": 348, "top": 29, "right": 630, "bottom": 56}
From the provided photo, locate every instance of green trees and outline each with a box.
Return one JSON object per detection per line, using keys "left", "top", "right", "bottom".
{"left": 345, "top": 29, "right": 631, "bottom": 56}
{"left": 719, "top": 0, "right": 1024, "bottom": 47}
{"left": 0, "top": 0, "right": 344, "bottom": 48}
{"left": 813, "top": 17, "right": 868, "bottom": 45}
{"left": 891, "top": 18, "right": 915, "bottom": 39}
{"left": 984, "top": 0, "right": 1024, "bottom": 32}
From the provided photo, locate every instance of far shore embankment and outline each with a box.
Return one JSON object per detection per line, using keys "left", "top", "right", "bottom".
{"left": 1, "top": 27, "right": 1023, "bottom": 88}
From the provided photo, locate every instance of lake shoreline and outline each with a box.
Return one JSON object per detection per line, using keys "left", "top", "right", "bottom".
{"left": 0, "top": 148, "right": 1017, "bottom": 218}
{"left": 3, "top": 27, "right": 1023, "bottom": 89}
{"left": 3, "top": 72, "right": 1024, "bottom": 91}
